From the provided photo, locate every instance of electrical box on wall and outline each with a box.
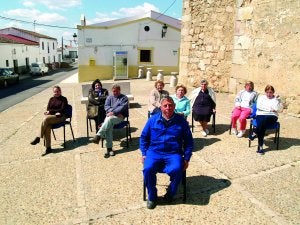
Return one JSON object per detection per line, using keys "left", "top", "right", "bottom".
{"left": 89, "top": 58, "right": 95, "bottom": 66}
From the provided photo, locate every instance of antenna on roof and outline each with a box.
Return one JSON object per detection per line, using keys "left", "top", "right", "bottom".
{"left": 33, "top": 20, "right": 36, "bottom": 32}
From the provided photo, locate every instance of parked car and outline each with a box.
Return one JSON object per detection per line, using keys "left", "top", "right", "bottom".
{"left": 30, "top": 62, "right": 49, "bottom": 76}
{"left": 0, "top": 68, "right": 19, "bottom": 87}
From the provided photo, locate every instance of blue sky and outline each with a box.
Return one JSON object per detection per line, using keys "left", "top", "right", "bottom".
{"left": 0, "top": 0, "right": 182, "bottom": 45}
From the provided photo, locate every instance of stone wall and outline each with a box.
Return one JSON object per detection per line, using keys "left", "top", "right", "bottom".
{"left": 179, "top": 0, "right": 235, "bottom": 92}
{"left": 180, "top": 0, "right": 300, "bottom": 115}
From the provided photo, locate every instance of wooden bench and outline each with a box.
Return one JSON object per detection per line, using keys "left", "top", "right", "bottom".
{"left": 80, "top": 81, "right": 134, "bottom": 105}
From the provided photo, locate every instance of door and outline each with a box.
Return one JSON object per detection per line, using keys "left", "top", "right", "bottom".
{"left": 113, "top": 51, "right": 128, "bottom": 80}
{"left": 13, "top": 60, "right": 18, "bottom": 74}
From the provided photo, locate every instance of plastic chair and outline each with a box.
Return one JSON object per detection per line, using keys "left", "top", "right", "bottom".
{"left": 248, "top": 103, "right": 280, "bottom": 149}
{"left": 143, "top": 167, "right": 187, "bottom": 202}
{"left": 101, "top": 116, "right": 132, "bottom": 148}
{"left": 51, "top": 104, "right": 75, "bottom": 148}
{"left": 191, "top": 112, "right": 216, "bottom": 133}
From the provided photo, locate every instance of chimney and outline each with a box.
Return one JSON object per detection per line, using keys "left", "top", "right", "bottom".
{"left": 80, "top": 14, "right": 86, "bottom": 26}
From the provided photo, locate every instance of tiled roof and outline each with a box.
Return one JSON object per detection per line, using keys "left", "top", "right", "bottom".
{"left": 11, "top": 27, "right": 57, "bottom": 40}
{"left": 0, "top": 34, "right": 39, "bottom": 45}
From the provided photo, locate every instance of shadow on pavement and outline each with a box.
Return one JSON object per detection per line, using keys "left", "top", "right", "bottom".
{"left": 184, "top": 175, "right": 231, "bottom": 205}
{"left": 193, "top": 137, "right": 221, "bottom": 152}
{"left": 0, "top": 79, "right": 51, "bottom": 99}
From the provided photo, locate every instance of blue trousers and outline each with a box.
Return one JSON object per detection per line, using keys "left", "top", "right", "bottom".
{"left": 254, "top": 115, "right": 278, "bottom": 147}
{"left": 143, "top": 151, "right": 183, "bottom": 201}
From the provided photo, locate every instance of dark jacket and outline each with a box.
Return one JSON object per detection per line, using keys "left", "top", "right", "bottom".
{"left": 88, "top": 88, "right": 108, "bottom": 107}
{"left": 47, "top": 96, "right": 68, "bottom": 115}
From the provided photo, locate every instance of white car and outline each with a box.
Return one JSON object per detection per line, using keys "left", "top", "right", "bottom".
{"left": 30, "top": 62, "right": 49, "bottom": 76}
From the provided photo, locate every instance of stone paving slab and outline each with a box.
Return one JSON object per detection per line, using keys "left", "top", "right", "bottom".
{"left": 0, "top": 73, "right": 299, "bottom": 224}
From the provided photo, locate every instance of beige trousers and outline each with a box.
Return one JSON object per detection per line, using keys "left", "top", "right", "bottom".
{"left": 39, "top": 115, "right": 66, "bottom": 148}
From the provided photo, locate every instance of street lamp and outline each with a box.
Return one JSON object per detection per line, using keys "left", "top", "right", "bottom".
{"left": 72, "top": 33, "right": 77, "bottom": 44}
{"left": 161, "top": 24, "right": 168, "bottom": 38}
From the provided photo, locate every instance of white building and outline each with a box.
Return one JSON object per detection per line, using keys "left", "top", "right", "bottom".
{"left": 0, "top": 27, "right": 58, "bottom": 74}
{"left": 77, "top": 11, "right": 181, "bottom": 82}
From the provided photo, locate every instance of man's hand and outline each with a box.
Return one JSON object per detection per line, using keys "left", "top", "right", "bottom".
{"left": 107, "top": 112, "right": 114, "bottom": 117}
{"left": 141, "top": 156, "right": 146, "bottom": 164}
{"left": 183, "top": 160, "right": 189, "bottom": 171}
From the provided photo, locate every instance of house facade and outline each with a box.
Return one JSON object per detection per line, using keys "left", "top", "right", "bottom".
{"left": 0, "top": 27, "right": 58, "bottom": 74}
{"left": 77, "top": 11, "right": 181, "bottom": 82}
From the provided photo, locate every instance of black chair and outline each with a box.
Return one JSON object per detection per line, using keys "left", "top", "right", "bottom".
{"left": 101, "top": 116, "right": 132, "bottom": 148}
{"left": 191, "top": 112, "right": 216, "bottom": 133}
{"left": 247, "top": 102, "right": 280, "bottom": 150}
{"left": 86, "top": 115, "right": 95, "bottom": 138}
{"left": 51, "top": 104, "right": 75, "bottom": 148}
{"left": 143, "top": 169, "right": 187, "bottom": 202}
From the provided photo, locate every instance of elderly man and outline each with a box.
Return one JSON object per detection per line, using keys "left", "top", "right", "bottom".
{"left": 140, "top": 97, "right": 193, "bottom": 209}
{"left": 92, "top": 84, "right": 128, "bottom": 158}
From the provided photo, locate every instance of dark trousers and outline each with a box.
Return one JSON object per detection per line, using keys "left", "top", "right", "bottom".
{"left": 143, "top": 151, "right": 182, "bottom": 201}
{"left": 254, "top": 115, "right": 278, "bottom": 146}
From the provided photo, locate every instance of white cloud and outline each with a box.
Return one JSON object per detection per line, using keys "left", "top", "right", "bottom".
{"left": 116, "top": 3, "right": 159, "bottom": 17}
{"left": 89, "top": 3, "right": 159, "bottom": 24}
{"left": 22, "top": 0, "right": 81, "bottom": 10}
{"left": 22, "top": 1, "right": 35, "bottom": 7}
{"left": 4, "top": 8, "right": 66, "bottom": 24}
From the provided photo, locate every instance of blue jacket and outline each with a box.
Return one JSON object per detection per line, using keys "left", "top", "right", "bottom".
{"left": 140, "top": 112, "right": 193, "bottom": 161}
{"left": 104, "top": 94, "right": 129, "bottom": 117}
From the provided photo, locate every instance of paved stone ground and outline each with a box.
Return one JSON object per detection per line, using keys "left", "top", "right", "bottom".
{"left": 0, "top": 73, "right": 299, "bottom": 225}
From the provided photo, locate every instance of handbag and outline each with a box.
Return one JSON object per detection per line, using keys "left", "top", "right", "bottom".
{"left": 87, "top": 105, "right": 98, "bottom": 118}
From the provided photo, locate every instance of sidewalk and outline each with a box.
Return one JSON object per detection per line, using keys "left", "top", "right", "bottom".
{"left": 0, "top": 73, "right": 299, "bottom": 225}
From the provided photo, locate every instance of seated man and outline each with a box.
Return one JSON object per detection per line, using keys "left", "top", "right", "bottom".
{"left": 140, "top": 97, "right": 194, "bottom": 209}
{"left": 92, "top": 84, "right": 128, "bottom": 158}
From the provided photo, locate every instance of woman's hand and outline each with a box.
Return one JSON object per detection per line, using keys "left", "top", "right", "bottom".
{"left": 44, "top": 111, "right": 50, "bottom": 115}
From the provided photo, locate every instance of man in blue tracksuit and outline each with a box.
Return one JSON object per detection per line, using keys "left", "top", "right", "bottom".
{"left": 140, "top": 97, "right": 193, "bottom": 209}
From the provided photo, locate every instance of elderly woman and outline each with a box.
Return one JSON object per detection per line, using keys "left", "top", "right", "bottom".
{"left": 171, "top": 84, "right": 190, "bottom": 118}
{"left": 30, "top": 86, "right": 68, "bottom": 155}
{"left": 231, "top": 81, "right": 257, "bottom": 137}
{"left": 87, "top": 79, "right": 109, "bottom": 131}
{"left": 249, "top": 85, "right": 282, "bottom": 154}
{"left": 189, "top": 79, "right": 216, "bottom": 137}
{"left": 148, "top": 80, "right": 169, "bottom": 115}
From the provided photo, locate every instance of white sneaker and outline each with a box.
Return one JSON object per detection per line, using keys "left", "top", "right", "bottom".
{"left": 237, "top": 130, "right": 246, "bottom": 138}
{"left": 232, "top": 128, "right": 238, "bottom": 135}
{"left": 205, "top": 129, "right": 209, "bottom": 135}
{"left": 201, "top": 131, "right": 207, "bottom": 137}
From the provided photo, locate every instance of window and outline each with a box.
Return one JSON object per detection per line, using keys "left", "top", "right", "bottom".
{"left": 43, "top": 57, "right": 45, "bottom": 63}
{"left": 47, "top": 42, "right": 50, "bottom": 53}
{"left": 42, "top": 42, "right": 44, "bottom": 50}
{"left": 139, "top": 49, "right": 153, "bottom": 63}
{"left": 6, "top": 60, "right": 9, "bottom": 67}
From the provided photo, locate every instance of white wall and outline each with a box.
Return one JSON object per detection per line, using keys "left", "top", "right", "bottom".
{"left": 78, "top": 19, "right": 180, "bottom": 67}
{"left": 0, "top": 43, "right": 39, "bottom": 68}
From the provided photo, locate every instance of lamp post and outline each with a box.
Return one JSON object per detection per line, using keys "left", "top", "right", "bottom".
{"left": 61, "top": 33, "right": 77, "bottom": 61}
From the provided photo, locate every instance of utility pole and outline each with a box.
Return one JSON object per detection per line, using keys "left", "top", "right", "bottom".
{"left": 61, "top": 37, "right": 64, "bottom": 61}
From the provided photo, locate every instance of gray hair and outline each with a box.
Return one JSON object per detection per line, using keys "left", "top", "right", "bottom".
{"left": 160, "top": 96, "right": 175, "bottom": 105}
{"left": 200, "top": 79, "right": 208, "bottom": 85}
{"left": 111, "top": 84, "right": 121, "bottom": 90}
